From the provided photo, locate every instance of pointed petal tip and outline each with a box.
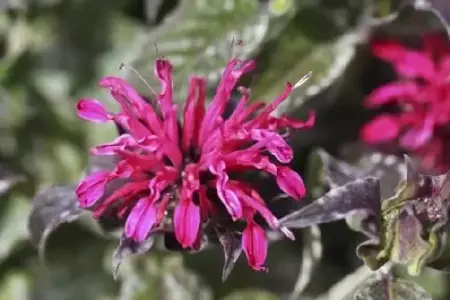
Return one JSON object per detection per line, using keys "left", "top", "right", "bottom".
{"left": 76, "top": 99, "right": 111, "bottom": 123}
{"left": 293, "top": 71, "right": 312, "bottom": 88}
{"left": 280, "top": 226, "right": 296, "bottom": 241}
{"left": 276, "top": 167, "right": 306, "bottom": 200}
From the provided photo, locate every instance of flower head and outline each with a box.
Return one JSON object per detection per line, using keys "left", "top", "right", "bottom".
{"left": 361, "top": 34, "right": 450, "bottom": 172}
{"left": 75, "top": 56, "right": 314, "bottom": 272}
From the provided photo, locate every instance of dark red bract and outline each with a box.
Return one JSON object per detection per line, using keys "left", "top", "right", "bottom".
{"left": 75, "top": 57, "right": 314, "bottom": 271}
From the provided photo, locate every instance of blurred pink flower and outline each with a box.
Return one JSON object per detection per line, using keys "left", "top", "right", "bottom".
{"left": 361, "top": 34, "right": 450, "bottom": 172}
{"left": 75, "top": 57, "right": 314, "bottom": 271}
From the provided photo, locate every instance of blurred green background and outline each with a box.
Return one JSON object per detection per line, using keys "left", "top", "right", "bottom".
{"left": 1, "top": 0, "right": 450, "bottom": 299}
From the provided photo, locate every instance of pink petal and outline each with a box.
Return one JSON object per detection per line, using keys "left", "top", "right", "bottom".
{"left": 224, "top": 86, "right": 252, "bottom": 132}
{"left": 268, "top": 111, "right": 316, "bottom": 130}
{"left": 116, "top": 149, "right": 165, "bottom": 172}
{"left": 90, "top": 134, "right": 135, "bottom": 155}
{"left": 242, "top": 220, "right": 268, "bottom": 271}
{"left": 229, "top": 181, "right": 279, "bottom": 229}
{"left": 182, "top": 163, "right": 200, "bottom": 192}
{"left": 199, "top": 59, "right": 255, "bottom": 145}
{"left": 250, "top": 129, "right": 293, "bottom": 163}
{"left": 114, "top": 111, "right": 153, "bottom": 140}
{"left": 276, "top": 167, "right": 306, "bottom": 200}
{"left": 182, "top": 77, "right": 206, "bottom": 150}
{"left": 93, "top": 181, "right": 149, "bottom": 218}
{"left": 148, "top": 167, "right": 178, "bottom": 200}
{"left": 437, "top": 56, "right": 450, "bottom": 80}
{"left": 424, "top": 33, "right": 450, "bottom": 58}
{"left": 372, "top": 40, "right": 435, "bottom": 79}
{"left": 76, "top": 171, "right": 110, "bottom": 207}
{"left": 400, "top": 116, "right": 434, "bottom": 149}
{"left": 99, "top": 76, "right": 163, "bottom": 134}
{"left": 99, "top": 76, "right": 148, "bottom": 114}
{"left": 365, "top": 82, "right": 418, "bottom": 107}
{"left": 216, "top": 178, "right": 243, "bottom": 220}
{"left": 224, "top": 151, "right": 278, "bottom": 175}
{"left": 173, "top": 198, "right": 201, "bottom": 248}
{"left": 209, "top": 160, "right": 243, "bottom": 219}
{"left": 125, "top": 197, "right": 157, "bottom": 242}
{"left": 76, "top": 99, "right": 111, "bottom": 123}
{"left": 137, "top": 135, "right": 161, "bottom": 152}
{"left": 154, "top": 59, "right": 179, "bottom": 144}
{"left": 192, "top": 78, "right": 206, "bottom": 147}
{"left": 163, "top": 104, "right": 180, "bottom": 146}
{"left": 245, "top": 82, "right": 293, "bottom": 130}
{"left": 182, "top": 77, "right": 199, "bottom": 150}
{"left": 154, "top": 59, "right": 174, "bottom": 113}
{"left": 361, "top": 114, "right": 401, "bottom": 143}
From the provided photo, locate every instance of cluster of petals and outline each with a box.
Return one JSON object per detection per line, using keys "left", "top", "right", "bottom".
{"left": 75, "top": 57, "right": 314, "bottom": 271}
{"left": 361, "top": 34, "right": 450, "bottom": 171}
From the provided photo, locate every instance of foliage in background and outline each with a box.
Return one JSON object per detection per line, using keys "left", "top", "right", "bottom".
{"left": 1, "top": 0, "right": 450, "bottom": 299}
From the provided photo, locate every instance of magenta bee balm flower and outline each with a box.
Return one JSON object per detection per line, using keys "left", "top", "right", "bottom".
{"left": 361, "top": 34, "right": 450, "bottom": 172}
{"left": 75, "top": 57, "right": 314, "bottom": 273}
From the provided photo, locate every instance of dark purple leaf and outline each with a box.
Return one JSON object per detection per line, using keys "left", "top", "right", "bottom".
{"left": 317, "top": 149, "right": 361, "bottom": 188}
{"left": 112, "top": 234, "right": 156, "bottom": 280}
{"left": 28, "top": 184, "right": 82, "bottom": 256}
{"left": 318, "top": 150, "right": 404, "bottom": 198}
{"left": 216, "top": 229, "right": 242, "bottom": 282}
{"left": 391, "top": 209, "right": 433, "bottom": 275}
{"left": 280, "top": 177, "right": 380, "bottom": 229}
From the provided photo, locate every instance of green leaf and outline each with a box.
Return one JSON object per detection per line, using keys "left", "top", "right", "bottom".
{"left": 0, "top": 272, "right": 30, "bottom": 300}
{"left": 28, "top": 185, "right": 82, "bottom": 256}
{"left": 128, "top": 0, "right": 270, "bottom": 100}
{"left": 350, "top": 273, "right": 432, "bottom": 300}
{"left": 250, "top": 1, "right": 370, "bottom": 110}
{"left": 268, "top": 0, "right": 294, "bottom": 17}
{"left": 31, "top": 233, "right": 116, "bottom": 300}
{"left": 0, "top": 196, "right": 30, "bottom": 263}
{"left": 221, "top": 290, "right": 278, "bottom": 300}
{"left": 114, "top": 253, "right": 213, "bottom": 300}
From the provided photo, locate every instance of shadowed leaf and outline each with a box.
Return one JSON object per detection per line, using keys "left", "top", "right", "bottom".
{"left": 129, "top": 0, "right": 270, "bottom": 101}
{"left": 280, "top": 177, "right": 380, "bottom": 229}
{"left": 28, "top": 185, "right": 82, "bottom": 256}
